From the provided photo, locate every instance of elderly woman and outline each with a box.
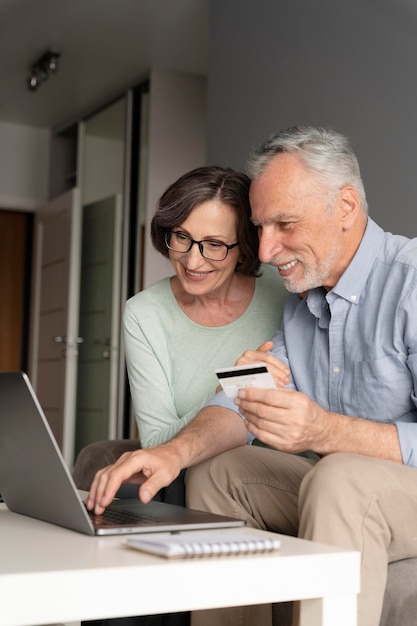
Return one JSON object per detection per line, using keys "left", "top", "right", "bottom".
{"left": 125, "top": 165, "right": 287, "bottom": 452}
{"left": 74, "top": 166, "right": 288, "bottom": 497}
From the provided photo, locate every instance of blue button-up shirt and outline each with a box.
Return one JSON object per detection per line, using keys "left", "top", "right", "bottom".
{"left": 206, "top": 218, "right": 417, "bottom": 467}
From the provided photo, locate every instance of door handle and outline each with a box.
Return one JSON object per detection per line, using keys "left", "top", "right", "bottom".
{"left": 53, "top": 336, "right": 84, "bottom": 344}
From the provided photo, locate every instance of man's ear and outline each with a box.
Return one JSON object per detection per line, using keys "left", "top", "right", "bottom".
{"left": 338, "top": 185, "right": 362, "bottom": 230}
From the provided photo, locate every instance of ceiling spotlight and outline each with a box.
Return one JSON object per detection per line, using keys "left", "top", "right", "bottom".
{"left": 27, "top": 50, "right": 61, "bottom": 92}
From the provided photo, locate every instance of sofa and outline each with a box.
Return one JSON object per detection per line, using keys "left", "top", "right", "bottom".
{"left": 72, "top": 439, "right": 417, "bottom": 625}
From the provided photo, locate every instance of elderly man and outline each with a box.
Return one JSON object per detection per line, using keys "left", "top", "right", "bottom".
{"left": 88, "top": 127, "right": 417, "bottom": 626}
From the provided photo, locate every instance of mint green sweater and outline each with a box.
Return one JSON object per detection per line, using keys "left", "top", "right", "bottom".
{"left": 123, "top": 265, "right": 287, "bottom": 447}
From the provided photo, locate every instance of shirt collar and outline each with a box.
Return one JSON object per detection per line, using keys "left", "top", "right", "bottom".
{"left": 305, "top": 287, "right": 330, "bottom": 326}
{"left": 330, "top": 218, "right": 384, "bottom": 305}
{"left": 305, "top": 218, "right": 384, "bottom": 316}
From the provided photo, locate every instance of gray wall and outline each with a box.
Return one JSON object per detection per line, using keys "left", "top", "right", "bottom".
{"left": 207, "top": 0, "right": 417, "bottom": 236}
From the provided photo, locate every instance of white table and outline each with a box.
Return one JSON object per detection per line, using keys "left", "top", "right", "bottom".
{"left": 0, "top": 504, "right": 360, "bottom": 626}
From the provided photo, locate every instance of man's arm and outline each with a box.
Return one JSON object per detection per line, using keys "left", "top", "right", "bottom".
{"left": 236, "top": 386, "right": 403, "bottom": 463}
{"left": 87, "top": 407, "right": 247, "bottom": 514}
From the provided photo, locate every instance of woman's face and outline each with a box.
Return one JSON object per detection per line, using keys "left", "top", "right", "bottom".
{"left": 168, "top": 200, "right": 241, "bottom": 296}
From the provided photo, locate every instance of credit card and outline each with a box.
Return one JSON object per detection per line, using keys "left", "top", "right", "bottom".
{"left": 215, "top": 363, "right": 276, "bottom": 398}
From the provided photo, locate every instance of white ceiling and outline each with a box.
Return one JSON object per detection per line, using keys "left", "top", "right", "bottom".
{"left": 0, "top": 0, "right": 209, "bottom": 131}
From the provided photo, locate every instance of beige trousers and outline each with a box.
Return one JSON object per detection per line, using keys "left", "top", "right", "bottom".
{"left": 185, "top": 446, "right": 417, "bottom": 626}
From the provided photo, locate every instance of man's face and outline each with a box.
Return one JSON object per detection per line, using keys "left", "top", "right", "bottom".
{"left": 249, "top": 152, "right": 346, "bottom": 293}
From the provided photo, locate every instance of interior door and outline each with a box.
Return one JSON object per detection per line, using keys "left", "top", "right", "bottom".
{"left": 0, "top": 210, "right": 31, "bottom": 371}
{"left": 74, "top": 194, "right": 122, "bottom": 457}
{"left": 29, "top": 188, "right": 81, "bottom": 464}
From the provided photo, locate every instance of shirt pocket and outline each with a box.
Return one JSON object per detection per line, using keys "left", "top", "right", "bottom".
{"left": 352, "top": 355, "right": 412, "bottom": 420}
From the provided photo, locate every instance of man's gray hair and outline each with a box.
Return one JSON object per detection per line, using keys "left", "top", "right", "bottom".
{"left": 247, "top": 126, "right": 368, "bottom": 214}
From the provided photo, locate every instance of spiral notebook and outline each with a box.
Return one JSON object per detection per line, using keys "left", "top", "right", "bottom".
{"left": 126, "top": 529, "right": 281, "bottom": 559}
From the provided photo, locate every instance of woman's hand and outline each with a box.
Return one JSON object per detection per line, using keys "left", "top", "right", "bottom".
{"left": 235, "top": 341, "right": 291, "bottom": 387}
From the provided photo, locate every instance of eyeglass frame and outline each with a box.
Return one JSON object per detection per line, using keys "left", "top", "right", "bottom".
{"left": 164, "top": 231, "right": 239, "bottom": 261}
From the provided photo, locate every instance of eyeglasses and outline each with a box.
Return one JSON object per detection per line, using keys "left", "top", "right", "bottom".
{"left": 165, "top": 231, "right": 239, "bottom": 261}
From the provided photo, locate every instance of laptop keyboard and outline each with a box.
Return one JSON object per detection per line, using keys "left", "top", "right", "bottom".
{"left": 88, "top": 506, "right": 161, "bottom": 527}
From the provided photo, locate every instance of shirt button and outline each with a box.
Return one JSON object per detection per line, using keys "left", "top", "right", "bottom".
{"left": 351, "top": 295, "right": 357, "bottom": 301}
{"left": 333, "top": 366, "right": 341, "bottom": 374}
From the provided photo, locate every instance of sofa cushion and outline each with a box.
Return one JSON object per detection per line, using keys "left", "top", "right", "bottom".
{"left": 72, "top": 439, "right": 142, "bottom": 491}
{"left": 380, "top": 558, "right": 417, "bottom": 625}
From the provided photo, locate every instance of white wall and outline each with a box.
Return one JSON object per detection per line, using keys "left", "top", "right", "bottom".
{"left": 0, "top": 121, "right": 50, "bottom": 210}
{"left": 207, "top": 0, "right": 417, "bottom": 237}
{"left": 143, "top": 70, "right": 207, "bottom": 287}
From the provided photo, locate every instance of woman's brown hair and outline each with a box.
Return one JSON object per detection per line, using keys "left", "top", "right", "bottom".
{"left": 150, "top": 165, "right": 261, "bottom": 276}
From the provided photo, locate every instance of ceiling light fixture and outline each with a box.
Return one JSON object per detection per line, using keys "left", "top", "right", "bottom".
{"left": 27, "top": 50, "right": 61, "bottom": 92}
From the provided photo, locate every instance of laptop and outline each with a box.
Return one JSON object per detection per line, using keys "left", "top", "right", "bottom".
{"left": 0, "top": 372, "right": 245, "bottom": 536}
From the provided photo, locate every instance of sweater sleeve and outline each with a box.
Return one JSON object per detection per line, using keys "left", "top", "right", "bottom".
{"left": 123, "top": 296, "right": 205, "bottom": 447}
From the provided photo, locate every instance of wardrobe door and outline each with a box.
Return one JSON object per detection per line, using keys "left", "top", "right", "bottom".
{"left": 29, "top": 188, "right": 81, "bottom": 464}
